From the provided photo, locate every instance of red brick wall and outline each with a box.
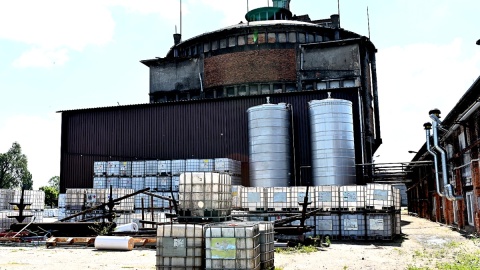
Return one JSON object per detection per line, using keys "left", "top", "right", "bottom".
{"left": 204, "top": 49, "right": 297, "bottom": 88}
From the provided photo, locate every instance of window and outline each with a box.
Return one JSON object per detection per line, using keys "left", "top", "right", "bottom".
{"left": 466, "top": 192, "right": 474, "bottom": 226}
{"left": 303, "top": 83, "right": 313, "bottom": 90}
{"left": 288, "top": 32, "right": 296, "bottom": 43}
{"left": 268, "top": 33, "right": 276, "bottom": 43}
{"left": 203, "top": 43, "right": 210, "bottom": 53}
{"left": 278, "top": 33, "right": 287, "bottom": 43}
{"left": 307, "top": 33, "right": 314, "bottom": 43}
{"left": 261, "top": 84, "right": 270, "bottom": 94}
{"left": 248, "top": 34, "right": 256, "bottom": 44}
{"left": 226, "top": 87, "right": 235, "bottom": 97}
{"left": 257, "top": 32, "right": 266, "bottom": 44}
{"left": 458, "top": 131, "right": 472, "bottom": 182}
{"left": 273, "top": 83, "right": 283, "bottom": 93}
{"left": 238, "top": 35, "right": 246, "bottom": 46}
{"left": 316, "top": 82, "right": 327, "bottom": 90}
{"left": 343, "top": 80, "right": 356, "bottom": 88}
{"left": 285, "top": 83, "right": 297, "bottom": 92}
{"left": 220, "top": 39, "right": 227, "bottom": 49}
{"left": 211, "top": 40, "right": 218, "bottom": 50}
{"left": 238, "top": 85, "right": 247, "bottom": 96}
{"left": 298, "top": 33, "right": 306, "bottom": 43}
{"left": 249, "top": 84, "right": 258, "bottom": 95}
{"left": 330, "top": 80, "right": 340, "bottom": 89}
{"left": 228, "top": 37, "right": 236, "bottom": 47}
{"left": 453, "top": 200, "right": 458, "bottom": 224}
{"left": 216, "top": 88, "right": 224, "bottom": 98}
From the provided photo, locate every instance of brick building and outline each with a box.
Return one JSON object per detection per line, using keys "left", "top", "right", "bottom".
{"left": 59, "top": 1, "right": 382, "bottom": 191}
{"left": 408, "top": 76, "right": 480, "bottom": 233}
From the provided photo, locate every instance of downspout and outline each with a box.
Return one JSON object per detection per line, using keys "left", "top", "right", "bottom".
{"left": 423, "top": 122, "right": 443, "bottom": 197}
{"left": 429, "top": 109, "right": 463, "bottom": 201}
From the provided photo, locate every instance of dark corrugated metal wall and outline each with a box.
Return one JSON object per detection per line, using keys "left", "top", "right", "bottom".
{"left": 60, "top": 90, "right": 362, "bottom": 192}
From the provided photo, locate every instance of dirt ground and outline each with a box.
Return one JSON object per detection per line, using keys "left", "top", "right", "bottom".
{"left": 0, "top": 213, "right": 478, "bottom": 270}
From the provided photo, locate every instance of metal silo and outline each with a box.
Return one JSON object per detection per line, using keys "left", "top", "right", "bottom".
{"left": 309, "top": 97, "right": 356, "bottom": 186}
{"left": 247, "top": 100, "right": 291, "bottom": 187}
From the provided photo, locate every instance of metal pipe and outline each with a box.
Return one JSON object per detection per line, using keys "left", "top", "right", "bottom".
{"left": 424, "top": 122, "right": 443, "bottom": 197}
{"left": 441, "top": 100, "right": 480, "bottom": 140}
{"left": 430, "top": 112, "right": 462, "bottom": 201}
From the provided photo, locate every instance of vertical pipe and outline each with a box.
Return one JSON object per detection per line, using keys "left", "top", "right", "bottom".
{"left": 370, "top": 52, "right": 381, "bottom": 146}
{"left": 424, "top": 122, "right": 443, "bottom": 197}
{"left": 430, "top": 113, "right": 462, "bottom": 201}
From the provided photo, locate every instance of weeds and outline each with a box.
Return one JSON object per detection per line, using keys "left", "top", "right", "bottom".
{"left": 275, "top": 244, "right": 319, "bottom": 254}
{"left": 408, "top": 240, "right": 480, "bottom": 270}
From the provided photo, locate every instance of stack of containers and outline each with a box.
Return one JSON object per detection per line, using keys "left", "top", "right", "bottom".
{"left": 365, "top": 183, "right": 398, "bottom": 240}
{"left": 266, "top": 187, "right": 289, "bottom": 211}
{"left": 158, "top": 160, "right": 172, "bottom": 176}
{"left": 204, "top": 222, "right": 261, "bottom": 270}
{"left": 106, "top": 161, "right": 120, "bottom": 188}
{"left": 214, "top": 158, "right": 242, "bottom": 185}
{"left": 289, "top": 186, "right": 315, "bottom": 211}
{"left": 393, "top": 186, "right": 402, "bottom": 235}
{"left": 241, "top": 187, "right": 267, "bottom": 212}
{"left": 0, "top": 189, "right": 15, "bottom": 232}
{"left": 171, "top": 159, "right": 186, "bottom": 176}
{"left": 93, "top": 161, "right": 107, "bottom": 188}
{"left": 156, "top": 223, "right": 205, "bottom": 269}
{"left": 58, "top": 193, "right": 66, "bottom": 220}
{"left": 178, "top": 172, "right": 232, "bottom": 222}
{"left": 339, "top": 185, "right": 366, "bottom": 240}
{"left": 231, "top": 185, "right": 243, "bottom": 209}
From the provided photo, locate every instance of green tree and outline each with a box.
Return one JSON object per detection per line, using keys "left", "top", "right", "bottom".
{"left": 48, "top": 176, "right": 60, "bottom": 191}
{"left": 39, "top": 186, "right": 59, "bottom": 208}
{"left": 40, "top": 176, "right": 60, "bottom": 208}
{"left": 0, "top": 142, "right": 33, "bottom": 189}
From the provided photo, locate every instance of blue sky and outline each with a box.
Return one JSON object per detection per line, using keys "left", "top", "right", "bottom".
{"left": 1, "top": 0, "right": 479, "bottom": 189}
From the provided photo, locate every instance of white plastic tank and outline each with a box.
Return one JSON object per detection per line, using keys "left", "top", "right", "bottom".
{"left": 156, "top": 223, "right": 204, "bottom": 269}
{"left": 178, "top": 172, "right": 232, "bottom": 221}
{"left": 204, "top": 222, "right": 260, "bottom": 270}
{"left": 247, "top": 101, "right": 291, "bottom": 187}
{"left": 309, "top": 97, "right": 356, "bottom": 185}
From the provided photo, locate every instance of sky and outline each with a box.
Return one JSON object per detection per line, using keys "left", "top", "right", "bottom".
{"left": 1, "top": 0, "right": 480, "bottom": 189}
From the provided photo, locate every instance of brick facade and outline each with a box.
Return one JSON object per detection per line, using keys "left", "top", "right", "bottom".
{"left": 204, "top": 49, "right": 297, "bottom": 88}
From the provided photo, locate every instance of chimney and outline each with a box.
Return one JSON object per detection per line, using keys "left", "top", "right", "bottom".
{"left": 330, "top": 14, "right": 340, "bottom": 29}
{"left": 173, "top": 33, "right": 182, "bottom": 46}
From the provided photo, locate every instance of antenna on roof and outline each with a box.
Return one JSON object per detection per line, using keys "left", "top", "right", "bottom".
{"left": 367, "top": 6, "right": 371, "bottom": 39}
{"left": 180, "top": 0, "right": 182, "bottom": 36}
{"left": 247, "top": 0, "right": 249, "bottom": 12}
{"left": 337, "top": 0, "right": 341, "bottom": 28}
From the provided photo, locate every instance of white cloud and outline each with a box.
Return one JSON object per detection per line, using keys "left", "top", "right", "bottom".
{"left": 13, "top": 47, "right": 69, "bottom": 68}
{"left": 0, "top": 113, "right": 61, "bottom": 190}
{"left": 0, "top": 0, "right": 114, "bottom": 68}
{"left": 375, "top": 38, "right": 480, "bottom": 163}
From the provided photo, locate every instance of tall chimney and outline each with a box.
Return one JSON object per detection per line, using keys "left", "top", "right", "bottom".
{"left": 173, "top": 33, "right": 182, "bottom": 46}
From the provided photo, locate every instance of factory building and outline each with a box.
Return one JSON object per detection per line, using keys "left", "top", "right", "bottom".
{"left": 408, "top": 76, "right": 480, "bottom": 234}
{"left": 59, "top": 1, "right": 382, "bottom": 192}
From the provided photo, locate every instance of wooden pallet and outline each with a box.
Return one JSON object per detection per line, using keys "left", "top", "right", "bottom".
{"left": 45, "top": 236, "right": 157, "bottom": 248}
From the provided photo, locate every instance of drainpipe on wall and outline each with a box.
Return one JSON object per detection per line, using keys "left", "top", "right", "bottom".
{"left": 429, "top": 109, "right": 463, "bottom": 201}
{"left": 424, "top": 122, "right": 444, "bottom": 197}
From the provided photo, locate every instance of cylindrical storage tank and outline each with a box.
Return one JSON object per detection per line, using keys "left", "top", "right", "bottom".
{"left": 309, "top": 98, "right": 356, "bottom": 185}
{"left": 247, "top": 102, "right": 291, "bottom": 187}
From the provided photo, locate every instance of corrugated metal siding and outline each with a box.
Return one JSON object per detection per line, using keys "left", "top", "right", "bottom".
{"left": 60, "top": 90, "right": 363, "bottom": 192}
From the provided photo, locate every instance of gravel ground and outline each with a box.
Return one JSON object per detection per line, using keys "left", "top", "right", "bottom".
{"left": 0, "top": 213, "right": 478, "bottom": 270}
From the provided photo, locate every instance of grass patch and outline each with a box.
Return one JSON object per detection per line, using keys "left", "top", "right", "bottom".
{"left": 275, "top": 244, "right": 318, "bottom": 254}
{"left": 435, "top": 251, "right": 480, "bottom": 269}
{"left": 408, "top": 240, "right": 480, "bottom": 270}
